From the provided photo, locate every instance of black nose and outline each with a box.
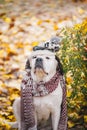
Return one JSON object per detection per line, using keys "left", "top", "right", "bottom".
{"left": 36, "top": 58, "right": 43, "bottom": 63}
{"left": 35, "top": 58, "right": 43, "bottom": 69}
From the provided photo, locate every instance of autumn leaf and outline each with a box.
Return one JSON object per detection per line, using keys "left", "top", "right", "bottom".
{"left": 67, "top": 89, "right": 72, "bottom": 97}
{"left": 32, "top": 41, "right": 39, "bottom": 47}
{"left": 68, "top": 121, "right": 75, "bottom": 128}
{"left": 54, "top": 24, "right": 58, "bottom": 30}
{"left": 37, "top": 20, "right": 43, "bottom": 25}
{"left": 84, "top": 115, "right": 87, "bottom": 123}
{"left": 4, "top": 17, "right": 12, "bottom": 23}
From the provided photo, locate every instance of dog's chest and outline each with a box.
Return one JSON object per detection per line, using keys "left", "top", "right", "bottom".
{"left": 33, "top": 82, "right": 62, "bottom": 121}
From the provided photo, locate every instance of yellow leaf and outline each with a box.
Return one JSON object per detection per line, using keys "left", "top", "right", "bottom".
{"left": 7, "top": 48, "right": 17, "bottom": 55}
{"left": 4, "top": 17, "right": 11, "bottom": 23}
{"left": 3, "top": 74, "right": 14, "bottom": 79}
{"left": 6, "top": 101, "right": 11, "bottom": 106}
{"left": 0, "top": 111, "right": 9, "bottom": 116}
{"left": 8, "top": 115, "right": 14, "bottom": 120}
{"left": 0, "top": 50, "right": 7, "bottom": 58}
{"left": 84, "top": 115, "right": 87, "bottom": 123}
{"left": 0, "top": 118, "right": 11, "bottom": 129}
{"left": 0, "top": 50, "right": 4, "bottom": 57}
{"left": 78, "top": 8, "right": 85, "bottom": 14}
{"left": 67, "top": 90, "right": 72, "bottom": 97}
{"left": 54, "top": 24, "right": 58, "bottom": 30}
{"left": 69, "top": 112, "right": 79, "bottom": 119}
{"left": 45, "top": 19, "right": 51, "bottom": 23}
{"left": 16, "top": 43, "right": 24, "bottom": 48}
{"left": 37, "top": 20, "right": 43, "bottom": 25}
{"left": 10, "top": 94, "right": 19, "bottom": 101}
{"left": 5, "top": 123, "right": 11, "bottom": 129}
{"left": 32, "top": 41, "right": 39, "bottom": 47}
{"left": 81, "top": 72, "right": 85, "bottom": 78}
{"left": 66, "top": 77, "right": 73, "bottom": 84}
{"left": 68, "top": 121, "right": 75, "bottom": 128}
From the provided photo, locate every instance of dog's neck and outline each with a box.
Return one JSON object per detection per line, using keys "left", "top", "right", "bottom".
{"left": 31, "top": 70, "right": 56, "bottom": 84}
{"left": 43, "top": 70, "right": 56, "bottom": 82}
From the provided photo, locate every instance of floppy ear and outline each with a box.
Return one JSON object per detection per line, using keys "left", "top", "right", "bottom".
{"left": 25, "top": 59, "right": 31, "bottom": 70}
{"left": 55, "top": 56, "right": 63, "bottom": 75}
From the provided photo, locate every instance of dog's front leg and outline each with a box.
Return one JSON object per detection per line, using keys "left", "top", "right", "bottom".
{"left": 13, "top": 97, "right": 21, "bottom": 130}
{"left": 52, "top": 107, "right": 61, "bottom": 130}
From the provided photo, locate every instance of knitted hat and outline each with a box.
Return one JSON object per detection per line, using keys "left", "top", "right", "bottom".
{"left": 33, "top": 36, "right": 62, "bottom": 52}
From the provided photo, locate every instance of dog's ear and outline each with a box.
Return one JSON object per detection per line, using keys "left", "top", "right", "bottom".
{"left": 55, "top": 56, "right": 63, "bottom": 75}
{"left": 25, "top": 59, "right": 31, "bottom": 70}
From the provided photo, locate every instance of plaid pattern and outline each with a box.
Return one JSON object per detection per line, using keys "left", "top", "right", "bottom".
{"left": 21, "top": 70, "right": 67, "bottom": 130}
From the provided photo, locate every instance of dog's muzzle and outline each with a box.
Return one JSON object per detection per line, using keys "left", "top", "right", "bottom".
{"left": 35, "top": 58, "right": 43, "bottom": 69}
{"left": 34, "top": 58, "right": 48, "bottom": 75}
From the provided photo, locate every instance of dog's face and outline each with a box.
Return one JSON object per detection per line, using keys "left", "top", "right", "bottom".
{"left": 26, "top": 50, "right": 63, "bottom": 83}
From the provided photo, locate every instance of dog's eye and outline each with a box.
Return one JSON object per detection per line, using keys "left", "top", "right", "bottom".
{"left": 46, "top": 57, "right": 50, "bottom": 59}
{"left": 32, "top": 56, "right": 37, "bottom": 59}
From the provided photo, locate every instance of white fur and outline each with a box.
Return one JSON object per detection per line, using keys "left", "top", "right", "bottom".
{"left": 12, "top": 50, "right": 63, "bottom": 130}
{"left": 30, "top": 50, "right": 58, "bottom": 83}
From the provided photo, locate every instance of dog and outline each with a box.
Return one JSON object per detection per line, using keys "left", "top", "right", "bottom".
{"left": 12, "top": 49, "right": 64, "bottom": 130}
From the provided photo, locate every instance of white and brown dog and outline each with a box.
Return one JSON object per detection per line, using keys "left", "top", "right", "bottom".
{"left": 11, "top": 37, "right": 67, "bottom": 130}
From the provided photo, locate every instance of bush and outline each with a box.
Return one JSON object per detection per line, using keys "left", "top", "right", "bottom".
{"left": 58, "top": 19, "right": 87, "bottom": 128}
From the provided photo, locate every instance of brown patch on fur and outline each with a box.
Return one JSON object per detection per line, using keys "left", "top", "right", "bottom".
{"left": 35, "top": 68, "right": 46, "bottom": 82}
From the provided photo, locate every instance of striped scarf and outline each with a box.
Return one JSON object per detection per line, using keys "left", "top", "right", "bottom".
{"left": 21, "top": 70, "right": 67, "bottom": 130}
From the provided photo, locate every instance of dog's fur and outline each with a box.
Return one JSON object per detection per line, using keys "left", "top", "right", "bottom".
{"left": 12, "top": 50, "right": 63, "bottom": 130}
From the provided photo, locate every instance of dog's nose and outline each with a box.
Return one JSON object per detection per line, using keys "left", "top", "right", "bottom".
{"left": 35, "top": 58, "right": 43, "bottom": 69}
{"left": 36, "top": 58, "right": 43, "bottom": 63}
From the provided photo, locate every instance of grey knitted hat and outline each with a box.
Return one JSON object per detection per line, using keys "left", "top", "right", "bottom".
{"left": 33, "top": 36, "right": 62, "bottom": 52}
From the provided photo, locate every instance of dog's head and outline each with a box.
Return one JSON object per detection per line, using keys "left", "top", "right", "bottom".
{"left": 25, "top": 50, "right": 63, "bottom": 83}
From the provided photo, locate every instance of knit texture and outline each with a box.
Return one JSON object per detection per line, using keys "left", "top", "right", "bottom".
{"left": 21, "top": 70, "right": 67, "bottom": 130}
